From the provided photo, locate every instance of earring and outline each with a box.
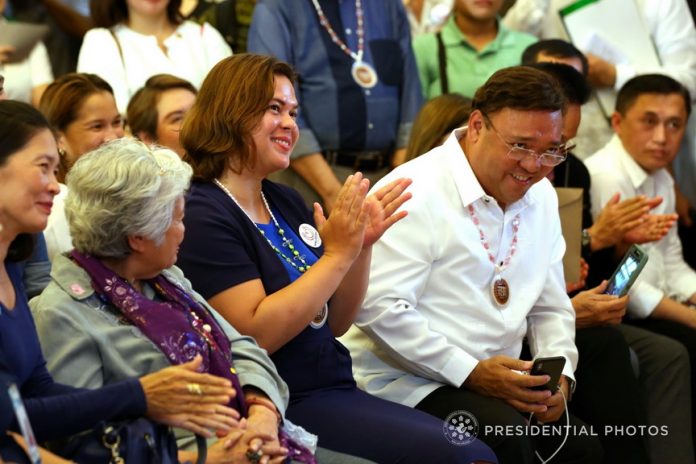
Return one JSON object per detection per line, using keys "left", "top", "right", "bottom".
{"left": 58, "top": 148, "right": 67, "bottom": 157}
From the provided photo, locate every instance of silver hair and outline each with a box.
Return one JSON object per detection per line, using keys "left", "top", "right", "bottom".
{"left": 65, "top": 137, "right": 192, "bottom": 258}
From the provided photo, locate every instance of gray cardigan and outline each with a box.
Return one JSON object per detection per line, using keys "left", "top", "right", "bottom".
{"left": 30, "top": 254, "right": 289, "bottom": 445}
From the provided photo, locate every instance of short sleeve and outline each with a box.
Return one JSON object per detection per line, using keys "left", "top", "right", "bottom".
{"left": 178, "top": 185, "right": 261, "bottom": 299}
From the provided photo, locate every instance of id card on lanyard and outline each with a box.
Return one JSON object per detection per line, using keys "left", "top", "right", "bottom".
{"left": 7, "top": 383, "right": 41, "bottom": 463}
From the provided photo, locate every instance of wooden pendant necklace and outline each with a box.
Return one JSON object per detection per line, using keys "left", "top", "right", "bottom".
{"left": 309, "top": 0, "right": 378, "bottom": 88}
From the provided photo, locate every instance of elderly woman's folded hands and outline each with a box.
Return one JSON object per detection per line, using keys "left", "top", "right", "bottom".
{"left": 139, "top": 355, "right": 240, "bottom": 437}
{"left": 204, "top": 414, "right": 288, "bottom": 464}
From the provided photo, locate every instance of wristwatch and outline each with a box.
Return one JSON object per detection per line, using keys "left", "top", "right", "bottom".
{"left": 581, "top": 228, "right": 592, "bottom": 256}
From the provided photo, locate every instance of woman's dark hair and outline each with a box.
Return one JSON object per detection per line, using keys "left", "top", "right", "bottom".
{"left": 0, "top": 100, "right": 52, "bottom": 261}
{"left": 90, "top": 0, "right": 183, "bottom": 28}
{"left": 180, "top": 53, "right": 296, "bottom": 181}
{"left": 405, "top": 94, "right": 471, "bottom": 161}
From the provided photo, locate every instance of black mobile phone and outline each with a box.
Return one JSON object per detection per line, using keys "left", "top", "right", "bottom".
{"left": 603, "top": 244, "right": 649, "bottom": 297}
{"left": 530, "top": 356, "right": 566, "bottom": 392}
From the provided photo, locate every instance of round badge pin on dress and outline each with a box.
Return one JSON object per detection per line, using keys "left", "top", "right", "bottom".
{"left": 310, "top": 303, "right": 329, "bottom": 329}
{"left": 298, "top": 223, "right": 322, "bottom": 248}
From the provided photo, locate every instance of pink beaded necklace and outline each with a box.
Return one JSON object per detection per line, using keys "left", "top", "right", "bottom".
{"left": 467, "top": 203, "right": 520, "bottom": 307}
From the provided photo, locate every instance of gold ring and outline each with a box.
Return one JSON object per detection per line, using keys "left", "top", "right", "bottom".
{"left": 187, "top": 383, "right": 203, "bottom": 395}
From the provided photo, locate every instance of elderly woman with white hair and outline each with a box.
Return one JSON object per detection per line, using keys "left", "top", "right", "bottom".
{"left": 30, "top": 138, "right": 308, "bottom": 463}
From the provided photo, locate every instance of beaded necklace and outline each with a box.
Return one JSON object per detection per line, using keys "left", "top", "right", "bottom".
{"left": 309, "top": 0, "right": 378, "bottom": 88}
{"left": 214, "top": 179, "right": 311, "bottom": 273}
{"left": 467, "top": 203, "right": 520, "bottom": 307}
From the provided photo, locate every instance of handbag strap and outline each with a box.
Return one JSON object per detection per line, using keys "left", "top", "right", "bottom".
{"left": 108, "top": 28, "right": 130, "bottom": 94}
{"left": 109, "top": 28, "right": 125, "bottom": 68}
{"left": 194, "top": 433, "right": 207, "bottom": 464}
{"left": 436, "top": 31, "right": 449, "bottom": 95}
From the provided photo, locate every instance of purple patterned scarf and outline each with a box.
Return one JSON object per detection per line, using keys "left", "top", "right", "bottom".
{"left": 70, "top": 251, "right": 316, "bottom": 463}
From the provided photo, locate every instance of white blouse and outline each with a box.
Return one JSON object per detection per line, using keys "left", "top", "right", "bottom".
{"left": 2, "top": 34, "right": 53, "bottom": 104}
{"left": 77, "top": 20, "right": 232, "bottom": 113}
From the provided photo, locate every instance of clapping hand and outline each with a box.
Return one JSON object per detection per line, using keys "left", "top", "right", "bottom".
{"left": 363, "top": 177, "right": 412, "bottom": 248}
{"left": 623, "top": 212, "right": 678, "bottom": 244}
{"left": 313, "top": 173, "right": 370, "bottom": 262}
{"left": 588, "top": 193, "right": 651, "bottom": 250}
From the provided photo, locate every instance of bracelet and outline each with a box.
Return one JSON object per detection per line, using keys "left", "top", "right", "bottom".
{"left": 246, "top": 396, "right": 282, "bottom": 425}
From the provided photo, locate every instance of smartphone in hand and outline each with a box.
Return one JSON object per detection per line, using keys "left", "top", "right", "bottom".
{"left": 604, "top": 244, "right": 649, "bottom": 297}
{"left": 530, "top": 356, "right": 566, "bottom": 392}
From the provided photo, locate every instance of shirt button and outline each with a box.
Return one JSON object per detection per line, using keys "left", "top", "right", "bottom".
{"left": 345, "top": 28, "right": 352, "bottom": 35}
{"left": 368, "top": 122, "right": 374, "bottom": 129}
{"left": 365, "top": 90, "right": 371, "bottom": 96}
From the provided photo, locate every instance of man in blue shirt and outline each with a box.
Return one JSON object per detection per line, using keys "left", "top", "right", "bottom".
{"left": 248, "top": 0, "right": 423, "bottom": 210}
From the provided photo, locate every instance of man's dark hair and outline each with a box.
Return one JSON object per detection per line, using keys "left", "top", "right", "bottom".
{"left": 522, "top": 39, "right": 589, "bottom": 77}
{"left": 616, "top": 74, "right": 691, "bottom": 118}
{"left": 526, "top": 62, "right": 592, "bottom": 105}
{"left": 471, "top": 66, "right": 567, "bottom": 117}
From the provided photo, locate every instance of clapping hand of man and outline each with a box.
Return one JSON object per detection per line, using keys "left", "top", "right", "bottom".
{"left": 587, "top": 193, "right": 657, "bottom": 251}
{"left": 623, "top": 212, "right": 678, "bottom": 244}
{"left": 572, "top": 280, "right": 628, "bottom": 328}
{"left": 463, "top": 356, "right": 566, "bottom": 421}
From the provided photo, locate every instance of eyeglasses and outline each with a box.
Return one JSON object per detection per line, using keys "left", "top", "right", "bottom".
{"left": 482, "top": 113, "right": 572, "bottom": 167}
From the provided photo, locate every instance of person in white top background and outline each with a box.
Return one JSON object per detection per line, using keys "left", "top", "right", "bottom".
{"left": 78, "top": 0, "right": 231, "bottom": 113}
{"left": 0, "top": 0, "right": 53, "bottom": 105}
{"left": 342, "top": 66, "right": 602, "bottom": 464}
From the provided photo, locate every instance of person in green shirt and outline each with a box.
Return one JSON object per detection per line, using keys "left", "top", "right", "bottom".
{"left": 413, "top": 0, "right": 536, "bottom": 99}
